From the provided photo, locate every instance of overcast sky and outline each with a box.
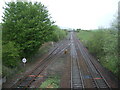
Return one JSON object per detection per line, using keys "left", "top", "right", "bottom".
{"left": 0, "top": 0, "right": 119, "bottom": 29}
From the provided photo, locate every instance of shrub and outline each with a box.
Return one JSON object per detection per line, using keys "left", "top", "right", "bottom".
{"left": 86, "top": 30, "right": 105, "bottom": 57}
{"left": 102, "top": 30, "right": 118, "bottom": 75}
{"left": 2, "top": 41, "right": 20, "bottom": 68}
{"left": 77, "top": 29, "right": 118, "bottom": 77}
{"left": 50, "top": 25, "right": 66, "bottom": 42}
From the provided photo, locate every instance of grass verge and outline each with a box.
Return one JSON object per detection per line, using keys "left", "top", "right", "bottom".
{"left": 40, "top": 74, "right": 60, "bottom": 88}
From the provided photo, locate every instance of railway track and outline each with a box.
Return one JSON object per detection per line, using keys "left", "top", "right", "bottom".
{"left": 4, "top": 32, "right": 117, "bottom": 89}
{"left": 71, "top": 32, "right": 111, "bottom": 89}
{"left": 11, "top": 38, "right": 71, "bottom": 88}
{"left": 76, "top": 39, "right": 111, "bottom": 88}
{"left": 70, "top": 33, "right": 84, "bottom": 89}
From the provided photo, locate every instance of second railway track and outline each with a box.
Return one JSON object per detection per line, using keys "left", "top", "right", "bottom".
{"left": 71, "top": 32, "right": 111, "bottom": 89}
{"left": 70, "top": 33, "right": 84, "bottom": 89}
{"left": 4, "top": 32, "right": 118, "bottom": 89}
{"left": 11, "top": 38, "right": 71, "bottom": 88}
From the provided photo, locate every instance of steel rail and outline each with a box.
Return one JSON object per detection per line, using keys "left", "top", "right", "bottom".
{"left": 11, "top": 39, "right": 70, "bottom": 88}
{"left": 74, "top": 33, "right": 111, "bottom": 89}
{"left": 78, "top": 39, "right": 111, "bottom": 89}
{"left": 26, "top": 43, "right": 71, "bottom": 88}
{"left": 77, "top": 40, "right": 100, "bottom": 88}
{"left": 73, "top": 33, "right": 98, "bottom": 88}
{"left": 70, "top": 33, "right": 84, "bottom": 89}
{"left": 28, "top": 41, "right": 71, "bottom": 88}
{"left": 75, "top": 46, "right": 85, "bottom": 89}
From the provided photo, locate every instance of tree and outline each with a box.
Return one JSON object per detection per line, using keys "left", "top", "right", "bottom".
{"left": 2, "top": 1, "right": 54, "bottom": 67}
{"left": 76, "top": 28, "right": 81, "bottom": 32}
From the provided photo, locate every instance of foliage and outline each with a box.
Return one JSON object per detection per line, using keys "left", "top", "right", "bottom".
{"left": 76, "top": 28, "right": 81, "bottom": 32}
{"left": 2, "top": 1, "right": 67, "bottom": 71}
{"left": 2, "top": 1, "right": 52, "bottom": 67}
{"left": 77, "top": 29, "right": 118, "bottom": 77}
{"left": 2, "top": 2, "right": 54, "bottom": 58}
{"left": 40, "top": 75, "right": 60, "bottom": 88}
{"left": 3, "top": 41, "right": 20, "bottom": 68}
{"left": 86, "top": 30, "right": 105, "bottom": 57}
{"left": 2, "top": 65, "right": 13, "bottom": 77}
{"left": 50, "top": 25, "right": 66, "bottom": 42}
{"left": 102, "top": 30, "right": 118, "bottom": 74}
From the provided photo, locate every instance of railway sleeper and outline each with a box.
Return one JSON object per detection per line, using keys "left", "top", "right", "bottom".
{"left": 72, "top": 83, "right": 83, "bottom": 89}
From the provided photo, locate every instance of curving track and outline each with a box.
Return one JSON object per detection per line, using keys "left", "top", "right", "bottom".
{"left": 11, "top": 38, "right": 71, "bottom": 88}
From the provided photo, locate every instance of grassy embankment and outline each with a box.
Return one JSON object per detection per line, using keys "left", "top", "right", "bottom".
{"left": 77, "top": 29, "right": 119, "bottom": 78}
{"left": 40, "top": 74, "right": 60, "bottom": 88}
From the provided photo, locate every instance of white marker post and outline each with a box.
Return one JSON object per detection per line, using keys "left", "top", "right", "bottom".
{"left": 22, "top": 58, "right": 27, "bottom": 67}
{"left": 51, "top": 42, "right": 54, "bottom": 47}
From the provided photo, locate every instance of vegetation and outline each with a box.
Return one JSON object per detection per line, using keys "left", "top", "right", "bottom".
{"left": 40, "top": 75, "right": 60, "bottom": 88}
{"left": 77, "top": 29, "right": 119, "bottom": 78}
{"left": 2, "top": 1, "right": 67, "bottom": 77}
{"left": 50, "top": 25, "right": 67, "bottom": 42}
{"left": 76, "top": 28, "right": 81, "bottom": 32}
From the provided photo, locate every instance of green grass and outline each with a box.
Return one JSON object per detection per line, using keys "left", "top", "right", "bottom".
{"left": 77, "top": 30, "right": 95, "bottom": 46}
{"left": 40, "top": 75, "right": 60, "bottom": 88}
{"left": 77, "top": 30, "right": 93, "bottom": 40}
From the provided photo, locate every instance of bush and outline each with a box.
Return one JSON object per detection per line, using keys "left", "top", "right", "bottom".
{"left": 2, "top": 41, "right": 20, "bottom": 68}
{"left": 50, "top": 25, "right": 66, "bottom": 42}
{"left": 102, "top": 30, "right": 118, "bottom": 74}
{"left": 77, "top": 29, "right": 118, "bottom": 77}
{"left": 86, "top": 30, "right": 105, "bottom": 57}
{"left": 2, "top": 65, "right": 13, "bottom": 77}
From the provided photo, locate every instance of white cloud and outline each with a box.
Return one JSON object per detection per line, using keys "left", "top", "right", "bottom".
{"left": 0, "top": 0, "right": 119, "bottom": 29}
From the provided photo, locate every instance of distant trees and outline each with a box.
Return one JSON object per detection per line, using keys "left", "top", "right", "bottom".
{"left": 76, "top": 28, "right": 81, "bottom": 32}
{"left": 50, "top": 25, "right": 67, "bottom": 42}
{"left": 2, "top": 1, "right": 66, "bottom": 68}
